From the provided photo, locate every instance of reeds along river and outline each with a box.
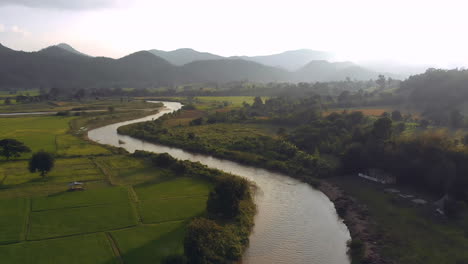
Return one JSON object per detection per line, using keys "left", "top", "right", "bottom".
{"left": 88, "top": 101, "right": 351, "bottom": 264}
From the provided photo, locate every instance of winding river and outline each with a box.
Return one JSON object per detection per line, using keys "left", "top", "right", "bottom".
{"left": 88, "top": 101, "right": 351, "bottom": 264}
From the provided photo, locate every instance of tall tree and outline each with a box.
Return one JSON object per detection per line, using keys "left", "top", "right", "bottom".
{"left": 29, "top": 151, "right": 55, "bottom": 177}
{"left": 372, "top": 117, "right": 393, "bottom": 140}
{"left": 376, "top": 75, "right": 386, "bottom": 90}
{"left": 0, "top": 139, "right": 31, "bottom": 160}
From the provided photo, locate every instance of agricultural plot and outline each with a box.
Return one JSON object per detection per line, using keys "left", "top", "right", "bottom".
{"left": 139, "top": 196, "right": 207, "bottom": 223}
{"left": 96, "top": 155, "right": 171, "bottom": 185}
{"left": 1, "top": 157, "right": 103, "bottom": 186}
{"left": 0, "top": 198, "right": 29, "bottom": 244}
{"left": 111, "top": 222, "right": 185, "bottom": 264}
{"left": 32, "top": 186, "right": 129, "bottom": 211}
{"left": 56, "top": 134, "right": 110, "bottom": 156}
{"left": 0, "top": 233, "right": 117, "bottom": 264}
{"left": 28, "top": 202, "right": 137, "bottom": 240}
{"left": 0, "top": 116, "right": 72, "bottom": 157}
{"left": 135, "top": 177, "right": 211, "bottom": 223}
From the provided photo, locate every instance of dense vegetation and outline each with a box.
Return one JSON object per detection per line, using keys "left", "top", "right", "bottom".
{"left": 119, "top": 95, "right": 468, "bottom": 263}
{"left": 133, "top": 151, "right": 256, "bottom": 264}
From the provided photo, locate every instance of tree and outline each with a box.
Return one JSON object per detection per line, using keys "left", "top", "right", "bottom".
{"left": 29, "top": 151, "right": 55, "bottom": 177}
{"left": 252, "top": 96, "right": 263, "bottom": 108}
{"left": 372, "top": 117, "right": 392, "bottom": 140}
{"left": 0, "top": 139, "right": 31, "bottom": 160}
{"left": 207, "top": 176, "right": 249, "bottom": 218}
{"left": 376, "top": 75, "right": 386, "bottom": 89}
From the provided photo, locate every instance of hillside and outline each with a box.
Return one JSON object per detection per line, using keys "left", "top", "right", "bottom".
{"left": 148, "top": 48, "right": 223, "bottom": 65}
{"left": 237, "top": 49, "right": 334, "bottom": 71}
{"left": 181, "top": 59, "right": 290, "bottom": 83}
{"left": 0, "top": 43, "right": 396, "bottom": 89}
{"left": 294, "top": 60, "right": 381, "bottom": 82}
{"left": 56, "top": 43, "right": 90, "bottom": 57}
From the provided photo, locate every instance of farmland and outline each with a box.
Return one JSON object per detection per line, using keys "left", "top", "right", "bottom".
{"left": 0, "top": 101, "right": 214, "bottom": 263}
{"left": 0, "top": 155, "right": 213, "bottom": 263}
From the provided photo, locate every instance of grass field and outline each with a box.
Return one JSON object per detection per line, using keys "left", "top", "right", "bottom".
{"left": 0, "top": 157, "right": 104, "bottom": 186}
{"left": 28, "top": 202, "right": 137, "bottom": 240}
{"left": 332, "top": 176, "right": 468, "bottom": 264}
{"left": 111, "top": 222, "right": 186, "bottom": 264}
{"left": 0, "top": 101, "right": 214, "bottom": 263}
{"left": 0, "top": 233, "right": 117, "bottom": 264}
{"left": 0, "top": 116, "right": 110, "bottom": 158}
{"left": 0, "top": 152, "right": 213, "bottom": 263}
{"left": 0, "top": 198, "right": 29, "bottom": 244}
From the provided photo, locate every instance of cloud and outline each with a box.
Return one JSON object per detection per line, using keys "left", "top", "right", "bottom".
{"left": 0, "top": 0, "right": 120, "bottom": 10}
{"left": 0, "top": 24, "right": 4, "bottom": 32}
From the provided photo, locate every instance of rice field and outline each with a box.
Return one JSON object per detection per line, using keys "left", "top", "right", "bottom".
{"left": 0, "top": 154, "right": 212, "bottom": 263}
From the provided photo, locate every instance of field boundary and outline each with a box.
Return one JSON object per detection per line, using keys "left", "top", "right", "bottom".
{"left": 127, "top": 187, "right": 143, "bottom": 225}
{"left": 105, "top": 232, "right": 124, "bottom": 264}
{"left": 24, "top": 198, "right": 32, "bottom": 241}
{"left": 92, "top": 158, "right": 115, "bottom": 185}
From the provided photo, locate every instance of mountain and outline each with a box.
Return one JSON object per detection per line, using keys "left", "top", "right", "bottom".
{"left": 55, "top": 43, "right": 90, "bottom": 57}
{"left": 0, "top": 43, "right": 402, "bottom": 89}
{"left": 148, "top": 48, "right": 223, "bottom": 65}
{"left": 295, "top": 60, "right": 388, "bottom": 82}
{"left": 237, "top": 49, "right": 335, "bottom": 71}
{"left": 181, "top": 59, "right": 290, "bottom": 83}
{"left": 0, "top": 44, "right": 178, "bottom": 89}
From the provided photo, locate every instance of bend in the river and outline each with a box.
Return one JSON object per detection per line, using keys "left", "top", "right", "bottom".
{"left": 88, "top": 101, "right": 351, "bottom": 264}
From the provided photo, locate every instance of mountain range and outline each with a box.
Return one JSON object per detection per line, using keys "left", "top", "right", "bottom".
{"left": 0, "top": 43, "right": 405, "bottom": 89}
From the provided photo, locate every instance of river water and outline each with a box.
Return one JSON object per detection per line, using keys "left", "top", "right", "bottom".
{"left": 88, "top": 101, "right": 351, "bottom": 264}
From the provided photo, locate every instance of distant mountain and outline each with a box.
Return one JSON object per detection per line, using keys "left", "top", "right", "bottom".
{"left": 0, "top": 43, "right": 403, "bottom": 89}
{"left": 181, "top": 59, "right": 290, "bottom": 83}
{"left": 148, "top": 48, "right": 223, "bottom": 65}
{"left": 55, "top": 43, "right": 90, "bottom": 57}
{"left": 359, "top": 60, "right": 429, "bottom": 78}
{"left": 295, "top": 60, "right": 395, "bottom": 82}
{"left": 237, "top": 49, "right": 335, "bottom": 71}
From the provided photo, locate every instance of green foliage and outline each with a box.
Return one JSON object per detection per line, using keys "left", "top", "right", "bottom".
{"left": 184, "top": 218, "right": 242, "bottom": 264}
{"left": 207, "top": 176, "right": 249, "bottom": 218}
{"left": 0, "top": 139, "right": 31, "bottom": 160}
{"left": 28, "top": 151, "right": 55, "bottom": 177}
{"left": 347, "top": 239, "right": 365, "bottom": 263}
{"left": 372, "top": 117, "right": 392, "bottom": 140}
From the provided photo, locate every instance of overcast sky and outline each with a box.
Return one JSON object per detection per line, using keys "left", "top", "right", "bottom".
{"left": 0, "top": 0, "right": 467, "bottom": 68}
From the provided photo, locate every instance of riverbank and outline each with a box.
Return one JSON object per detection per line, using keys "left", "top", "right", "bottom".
{"left": 93, "top": 101, "right": 351, "bottom": 264}
{"left": 318, "top": 180, "right": 391, "bottom": 264}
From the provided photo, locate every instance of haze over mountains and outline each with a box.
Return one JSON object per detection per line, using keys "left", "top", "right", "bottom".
{"left": 0, "top": 43, "right": 410, "bottom": 89}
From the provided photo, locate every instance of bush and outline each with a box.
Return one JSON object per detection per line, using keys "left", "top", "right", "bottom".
{"left": 347, "top": 239, "right": 365, "bottom": 263}
{"left": 184, "top": 218, "right": 241, "bottom": 264}
{"left": 207, "top": 176, "right": 249, "bottom": 218}
{"left": 151, "top": 153, "right": 177, "bottom": 167}
{"left": 56, "top": 111, "right": 70, "bottom": 116}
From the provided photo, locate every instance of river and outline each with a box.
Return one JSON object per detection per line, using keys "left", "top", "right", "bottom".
{"left": 88, "top": 101, "right": 351, "bottom": 264}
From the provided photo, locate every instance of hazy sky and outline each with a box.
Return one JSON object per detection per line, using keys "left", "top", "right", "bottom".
{"left": 0, "top": 0, "right": 467, "bottom": 67}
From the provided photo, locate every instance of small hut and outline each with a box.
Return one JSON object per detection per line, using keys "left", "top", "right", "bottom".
{"left": 68, "top": 181, "right": 84, "bottom": 191}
